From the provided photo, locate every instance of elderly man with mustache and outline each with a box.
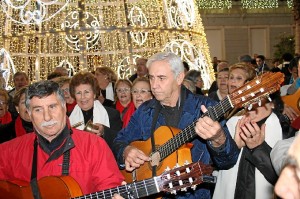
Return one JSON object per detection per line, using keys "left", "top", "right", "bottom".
{"left": 0, "top": 80, "right": 124, "bottom": 198}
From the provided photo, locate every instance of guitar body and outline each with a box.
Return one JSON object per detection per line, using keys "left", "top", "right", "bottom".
{"left": 0, "top": 176, "right": 82, "bottom": 199}
{"left": 121, "top": 126, "right": 193, "bottom": 183}
{"left": 282, "top": 88, "right": 300, "bottom": 115}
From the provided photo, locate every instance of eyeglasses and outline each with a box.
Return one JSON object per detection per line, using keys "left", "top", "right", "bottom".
{"left": 0, "top": 101, "right": 7, "bottom": 105}
{"left": 61, "top": 88, "right": 70, "bottom": 94}
{"left": 116, "top": 88, "right": 131, "bottom": 93}
{"left": 131, "top": 89, "right": 151, "bottom": 95}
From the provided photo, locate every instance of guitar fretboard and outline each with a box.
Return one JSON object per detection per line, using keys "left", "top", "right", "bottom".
{"left": 158, "top": 96, "right": 233, "bottom": 160}
{"left": 72, "top": 177, "right": 159, "bottom": 199}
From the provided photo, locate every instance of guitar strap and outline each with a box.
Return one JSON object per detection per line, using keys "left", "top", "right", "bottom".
{"left": 30, "top": 138, "right": 71, "bottom": 199}
{"left": 150, "top": 100, "right": 162, "bottom": 177}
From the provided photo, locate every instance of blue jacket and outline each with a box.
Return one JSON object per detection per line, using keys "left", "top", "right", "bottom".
{"left": 113, "top": 87, "right": 239, "bottom": 199}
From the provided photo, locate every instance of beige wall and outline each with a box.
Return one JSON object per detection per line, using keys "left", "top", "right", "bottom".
{"left": 200, "top": 9, "right": 294, "bottom": 64}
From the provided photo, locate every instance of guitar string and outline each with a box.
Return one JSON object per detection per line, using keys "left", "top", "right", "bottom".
{"left": 72, "top": 166, "right": 203, "bottom": 199}
{"left": 158, "top": 97, "right": 233, "bottom": 159}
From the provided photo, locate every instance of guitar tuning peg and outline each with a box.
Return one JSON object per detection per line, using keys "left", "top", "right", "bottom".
{"left": 169, "top": 182, "right": 173, "bottom": 189}
{"left": 247, "top": 85, "right": 251, "bottom": 89}
{"left": 186, "top": 167, "right": 191, "bottom": 173}
{"left": 267, "top": 95, "right": 272, "bottom": 102}
{"left": 165, "top": 166, "right": 170, "bottom": 171}
{"left": 260, "top": 88, "right": 265, "bottom": 93}
{"left": 255, "top": 80, "right": 260, "bottom": 84}
{"left": 191, "top": 185, "right": 197, "bottom": 190}
{"left": 248, "top": 104, "right": 252, "bottom": 111}
{"left": 171, "top": 190, "right": 177, "bottom": 195}
{"left": 184, "top": 160, "right": 190, "bottom": 165}
{"left": 258, "top": 99, "right": 262, "bottom": 106}
{"left": 189, "top": 177, "right": 194, "bottom": 184}
{"left": 250, "top": 92, "right": 255, "bottom": 97}
{"left": 176, "top": 163, "right": 180, "bottom": 168}
{"left": 176, "top": 170, "right": 181, "bottom": 176}
{"left": 181, "top": 187, "right": 187, "bottom": 192}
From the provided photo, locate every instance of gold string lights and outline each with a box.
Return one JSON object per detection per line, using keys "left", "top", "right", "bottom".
{"left": 0, "top": 0, "right": 215, "bottom": 89}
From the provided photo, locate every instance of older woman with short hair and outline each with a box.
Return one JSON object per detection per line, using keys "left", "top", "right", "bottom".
{"left": 0, "top": 89, "right": 11, "bottom": 125}
{"left": 0, "top": 87, "right": 33, "bottom": 143}
{"left": 69, "top": 72, "right": 109, "bottom": 136}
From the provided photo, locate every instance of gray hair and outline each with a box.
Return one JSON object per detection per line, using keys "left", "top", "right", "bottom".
{"left": 25, "top": 80, "right": 65, "bottom": 110}
{"left": 146, "top": 52, "right": 184, "bottom": 78}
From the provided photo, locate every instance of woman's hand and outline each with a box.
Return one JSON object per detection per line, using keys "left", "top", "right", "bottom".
{"left": 239, "top": 121, "right": 266, "bottom": 149}
{"left": 234, "top": 116, "right": 248, "bottom": 149}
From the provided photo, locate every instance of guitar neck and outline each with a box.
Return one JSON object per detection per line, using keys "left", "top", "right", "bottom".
{"left": 158, "top": 96, "right": 233, "bottom": 160}
{"left": 73, "top": 177, "right": 160, "bottom": 199}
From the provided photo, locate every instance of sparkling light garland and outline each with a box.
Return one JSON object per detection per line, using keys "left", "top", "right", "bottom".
{"left": 0, "top": 48, "right": 16, "bottom": 89}
{"left": 1, "top": 0, "right": 70, "bottom": 24}
{"left": 241, "top": 0, "right": 278, "bottom": 9}
{"left": 287, "top": 0, "right": 293, "bottom": 8}
{"left": 0, "top": 0, "right": 214, "bottom": 89}
{"left": 197, "top": 0, "right": 232, "bottom": 9}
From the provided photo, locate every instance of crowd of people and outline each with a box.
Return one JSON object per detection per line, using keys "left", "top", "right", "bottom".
{"left": 0, "top": 52, "right": 299, "bottom": 199}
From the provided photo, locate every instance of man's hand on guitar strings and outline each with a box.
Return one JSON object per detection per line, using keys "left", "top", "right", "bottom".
{"left": 123, "top": 145, "right": 151, "bottom": 171}
{"left": 195, "top": 105, "right": 226, "bottom": 148}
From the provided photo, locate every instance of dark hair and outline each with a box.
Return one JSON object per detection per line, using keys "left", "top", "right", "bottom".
{"left": 183, "top": 61, "right": 190, "bottom": 72}
{"left": 69, "top": 72, "right": 98, "bottom": 99}
{"left": 25, "top": 80, "right": 65, "bottom": 109}
{"left": 289, "top": 56, "right": 300, "bottom": 70}
{"left": 282, "top": 53, "right": 294, "bottom": 62}
{"left": 185, "top": 70, "right": 201, "bottom": 83}
{"left": 13, "top": 86, "right": 28, "bottom": 106}
{"left": 47, "top": 72, "right": 65, "bottom": 80}
{"left": 256, "top": 55, "right": 265, "bottom": 61}
{"left": 13, "top": 71, "right": 29, "bottom": 81}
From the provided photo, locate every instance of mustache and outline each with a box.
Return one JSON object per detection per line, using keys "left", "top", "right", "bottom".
{"left": 41, "top": 121, "right": 58, "bottom": 127}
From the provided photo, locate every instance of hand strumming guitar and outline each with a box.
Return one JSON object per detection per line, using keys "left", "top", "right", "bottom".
{"left": 123, "top": 145, "right": 151, "bottom": 171}
{"left": 194, "top": 105, "right": 227, "bottom": 148}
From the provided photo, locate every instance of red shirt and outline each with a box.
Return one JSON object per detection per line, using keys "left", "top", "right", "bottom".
{"left": 0, "top": 128, "right": 124, "bottom": 194}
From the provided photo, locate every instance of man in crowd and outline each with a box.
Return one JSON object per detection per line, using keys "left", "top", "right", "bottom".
{"left": 8, "top": 71, "right": 30, "bottom": 119}
{"left": 113, "top": 52, "right": 239, "bottom": 198}
{"left": 129, "top": 57, "right": 148, "bottom": 82}
{"left": 0, "top": 80, "right": 124, "bottom": 197}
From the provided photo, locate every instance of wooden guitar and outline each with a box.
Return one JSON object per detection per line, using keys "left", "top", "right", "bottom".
{"left": 121, "top": 72, "right": 284, "bottom": 182}
{"left": 0, "top": 161, "right": 215, "bottom": 199}
{"left": 282, "top": 88, "right": 300, "bottom": 115}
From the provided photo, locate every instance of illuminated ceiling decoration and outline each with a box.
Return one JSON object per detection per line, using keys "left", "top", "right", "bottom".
{"left": 287, "top": 0, "right": 293, "bottom": 8}
{"left": 197, "top": 0, "right": 232, "bottom": 9}
{"left": 166, "top": 0, "right": 196, "bottom": 28}
{"left": 61, "top": 11, "right": 101, "bottom": 51}
{"left": 117, "top": 55, "right": 141, "bottom": 79}
{"left": 56, "top": 59, "right": 75, "bottom": 77}
{"left": 0, "top": 0, "right": 214, "bottom": 88}
{"left": 0, "top": 48, "right": 15, "bottom": 90}
{"left": 241, "top": 0, "right": 278, "bottom": 9}
{"left": 128, "top": 6, "right": 148, "bottom": 46}
{"left": 163, "top": 37, "right": 212, "bottom": 88}
{"left": 1, "top": 0, "right": 69, "bottom": 24}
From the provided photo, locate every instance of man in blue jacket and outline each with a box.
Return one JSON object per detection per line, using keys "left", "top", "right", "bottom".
{"left": 113, "top": 52, "right": 239, "bottom": 198}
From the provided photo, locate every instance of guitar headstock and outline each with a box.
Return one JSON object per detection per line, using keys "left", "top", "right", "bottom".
{"left": 229, "top": 72, "right": 284, "bottom": 109}
{"left": 157, "top": 161, "right": 215, "bottom": 195}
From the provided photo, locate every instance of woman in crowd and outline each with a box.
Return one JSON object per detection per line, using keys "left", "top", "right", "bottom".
{"left": 208, "top": 68, "right": 229, "bottom": 102}
{"left": 184, "top": 69, "right": 204, "bottom": 95}
{"left": 213, "top": 90, "right": 292, "bottom": 199}
{"left": 69, "top": 72, "right": 110, "bottom": 136}
{"left": 95, "top": 66, "right": 118, "bottom": 107}
{"left": 0, "top": 89, "right": 12, "bottom": 125}
{"left": 0, "top": 87, "right": 33, "bottom": 143}
{"left": 225, "top": 63, "right": 256, "bottom": 119}
{"left": 52, "top": 76, "right": 76, "bottom": 116}
{"left": 131, "top": 77, "right": 153, "bottom": 109}
{"left": 114, "top": 79, "right": 135, "bottom": 128}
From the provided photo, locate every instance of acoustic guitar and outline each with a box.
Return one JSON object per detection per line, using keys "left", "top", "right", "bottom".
{"left": 0, "top": 161, "right": 215, "bottom": 199}
{"left": 121, "top": 72, "right": 284, "bottom": 182}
